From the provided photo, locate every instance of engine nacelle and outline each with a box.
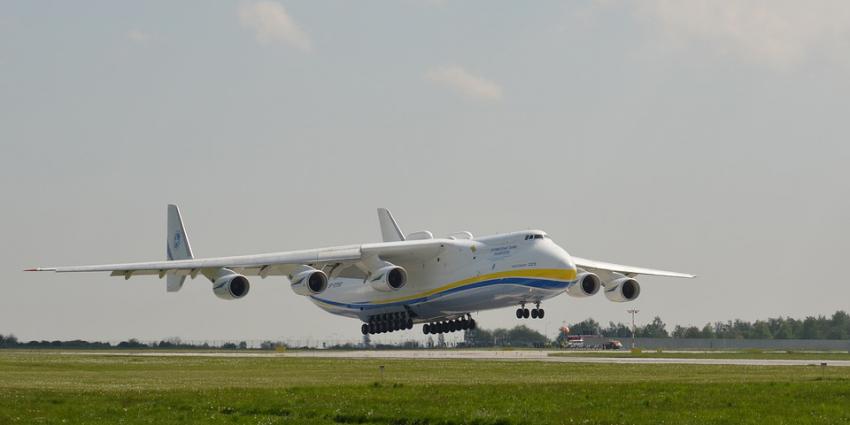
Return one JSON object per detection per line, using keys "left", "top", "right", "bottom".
{"left": 213, "top": 272, "right": 250, "bottom": 300}
{"left": 566, "top": 272, "right": 601, "bottom": 298}
{"left": 289, "top": 267, "right": 328, "bottom": 296}
{"left": 603, "top": 277, "right": 641, "bottom": 302}
{"left": 369, "top": 265, "right": 407, "bottom": 292}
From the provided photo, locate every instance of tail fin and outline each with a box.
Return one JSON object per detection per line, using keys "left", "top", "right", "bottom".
{"left": 377, "top": 208, "right": 405, "bottom": 242}
{"left": 166, "top": 204, "right": 194, "bottom": 292}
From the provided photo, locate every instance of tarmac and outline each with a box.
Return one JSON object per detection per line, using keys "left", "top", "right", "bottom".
{"left": 64, "top": 349, "right": 850, "bottom": 367}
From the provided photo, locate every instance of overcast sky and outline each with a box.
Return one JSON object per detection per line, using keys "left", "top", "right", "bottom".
{"left": 2, "top": 1, "right": 848, "bottom": 344}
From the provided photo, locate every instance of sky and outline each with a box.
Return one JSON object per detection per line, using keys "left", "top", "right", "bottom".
{"left": 2, "top": 1, "right": 849, "bottom": 345}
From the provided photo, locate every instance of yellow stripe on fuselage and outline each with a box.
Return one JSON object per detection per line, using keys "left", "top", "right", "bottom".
{"left": 370, "top": 267, "right": 577, "bottom": 305}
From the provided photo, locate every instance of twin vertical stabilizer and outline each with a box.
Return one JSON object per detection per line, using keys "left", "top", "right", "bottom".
{"left": 166, "top": 204, "right": 194, "bottom": 292}
{"left": 377, "top": 208, "right": 405, "bottom": 242}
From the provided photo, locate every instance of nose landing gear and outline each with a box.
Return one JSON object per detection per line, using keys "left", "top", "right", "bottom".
{"left": 516, "top": 303, "right": 544, "bottom": 319}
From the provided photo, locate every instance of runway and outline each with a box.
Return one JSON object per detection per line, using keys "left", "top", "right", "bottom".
{"left": 65, "top": 350, "right": 850, "bottom": 367}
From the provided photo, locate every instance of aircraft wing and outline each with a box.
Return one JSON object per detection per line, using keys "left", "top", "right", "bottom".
{"left": 27, "top": 239, "right": 447, "bottom": 279}
{"left": 571, "top": 256, "right": 695, "bottom": 279}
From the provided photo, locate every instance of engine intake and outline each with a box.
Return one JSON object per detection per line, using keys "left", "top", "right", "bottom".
{"left": 213, "top": 273, "right": 250, "bottom": 300}
{"left": 604, "top": 277, "right": 641, "bottom": 302}
{"left": 290, "top": 267, "right": 328, "bottom": 296}
{"left": 369, "top": 265, "right": 407, "bottom": 292}
{"left": 566, "top": 272, "right": 601, "bottom": 298}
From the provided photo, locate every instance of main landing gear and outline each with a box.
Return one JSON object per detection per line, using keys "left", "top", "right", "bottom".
{"left": 361, "top": 312, "right": 414, "bottom": 335}
{"left": 516, "top": 302, "right": 544, "bottom": 319}
{"left": 423, "top": 314, "right": 476, "bottom": 335}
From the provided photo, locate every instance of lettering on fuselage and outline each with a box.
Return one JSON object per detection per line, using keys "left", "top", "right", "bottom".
{"left": 489, "top": 245, "right": 517, "bottom": 258}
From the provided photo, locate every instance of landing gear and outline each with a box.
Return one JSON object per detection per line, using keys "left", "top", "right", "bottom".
{"left": 363, "top": 312, "right": 415, "bottom": 335}
{"left": 423, "top": 314, "right": 476, "bottom": 335}
{"left": 517, "top": 303, "right": 544, "bottom": 319}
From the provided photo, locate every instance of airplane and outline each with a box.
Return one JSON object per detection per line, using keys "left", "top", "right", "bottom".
{"left": 27, "top": 205, "right": 694, "bottom": 336}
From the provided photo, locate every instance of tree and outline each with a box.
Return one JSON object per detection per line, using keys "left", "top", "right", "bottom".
{"left": 506, "top": 325, "right": 548, "bottom": 347}
{"left": 828, "top": 311, "right": 850, "bottom": 339}
{"left": 463, "top": 328, "right": 493, "bottom": 347}
{"left": 569, "top": 318, "right": 602, "bottom": 336}
{"left": 639, "top": 317, "right": 669, "bottom": 338}
{"left": 750, "top": 321, "right": 772, "bottom": 339}
{"left": 602, "top": 322, "right": 632, "bottom": 338}
{"left": 238, "top": 341, "right": 248, "bottom": 350}
{"left": 673, "top": 326, "right": 702, "bottom": 338}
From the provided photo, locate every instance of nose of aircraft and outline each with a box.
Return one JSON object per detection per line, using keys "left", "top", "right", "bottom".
{"left": 546, "top": 241, "right": 576, "bottom": 272}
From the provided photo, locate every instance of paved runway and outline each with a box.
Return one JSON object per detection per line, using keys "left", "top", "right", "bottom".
{"left": 69, "top": 350, "right": 850, "bottom": 367}
{"left": 283, "top": 349, "right": 850, "bottom": 367}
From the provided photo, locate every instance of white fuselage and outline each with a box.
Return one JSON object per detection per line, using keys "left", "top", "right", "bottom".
{"left": 309, "top": 230, "right": 577, "bottom": 323}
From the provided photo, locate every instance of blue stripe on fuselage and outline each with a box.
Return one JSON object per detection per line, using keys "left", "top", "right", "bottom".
{"left": 310, "top": 277, "right": 574, "bottom": 311}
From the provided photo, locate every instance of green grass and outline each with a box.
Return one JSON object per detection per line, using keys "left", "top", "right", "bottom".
{"left": 1, "top": 350, "right": 849, "bottom": 424}
{"left": 548, "top": 351, "right": 850, "bottom": 360}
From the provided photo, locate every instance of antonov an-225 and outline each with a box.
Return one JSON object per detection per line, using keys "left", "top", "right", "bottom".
{"left": 28, "top": 205, "right": 694, "bottom": 336}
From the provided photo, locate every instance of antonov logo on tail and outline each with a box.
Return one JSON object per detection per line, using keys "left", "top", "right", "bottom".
{"left": 26, "top": 205, "right": 694, "bottom": 337}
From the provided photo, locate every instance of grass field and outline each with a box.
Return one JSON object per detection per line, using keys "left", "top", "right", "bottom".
{"left": 1, "top": 350, "right": 849, "bottom": 424}
{"left": 548, "top": 351, "right": 850, "bottom": 361}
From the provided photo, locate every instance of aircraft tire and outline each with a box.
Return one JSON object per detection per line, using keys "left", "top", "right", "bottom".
{"left": 423, "top": 324, "right": 430, "bottom": 334}
{"left": 538, "top": 309, "right": 545, "bottom": 319}
{"left": 469, "top": 319, "right": 476, "bottom": 330}
{"left": 522, "top": 309, "right": 530, "bottom": 319}
{"left": 531, "top": 309, "right": 538, "bottom": 319}
{"left": 361, "top": 324, "right": 369, "bottom": 335}
{"left": 516, "top": 309, "right": 523, "bottom": 319}
{"left": 407, "top": 319, "right": 414, "bottom": 329}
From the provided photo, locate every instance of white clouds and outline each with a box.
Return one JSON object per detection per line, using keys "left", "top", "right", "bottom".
{"left": 238, "top": 1, "right": 312, "bottom": 51}
{"left": 127, "top": 30, "right": 153, "bottom": 45}
{"left": 632, "top": 0, "right": 850, "bottom": 69}
{"left": 426, "top": 66, "right": 503, "bottom": 101}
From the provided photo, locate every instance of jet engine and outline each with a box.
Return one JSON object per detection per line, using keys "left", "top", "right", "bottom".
{"left": 566, "top": 272, "right": 601, "bottom": 298}
{"left": 213, "top": 272, "right": 250, "bottom": 300}
{"left": 289, "top": 267, "right": 328, "bottom": 296}
{"left": 603, "top": 276, "right": 641, "bottom": 302}
{"left": 369, "top": 264, "right": 407, "bottom": 292}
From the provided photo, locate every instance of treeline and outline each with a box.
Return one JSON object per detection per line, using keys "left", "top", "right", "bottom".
{"left": 0, "top": 336, "right": 259, "bottom": 350}
{"left": 459, "top": 325, "right": 548, "bottom": 348}
{"left": 568, "top": 310, "right": 850, "bottom": 340}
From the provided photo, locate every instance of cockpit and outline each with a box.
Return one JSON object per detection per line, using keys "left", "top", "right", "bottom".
{"left": 523, "top": 233, "right": 549, "bottom": 241}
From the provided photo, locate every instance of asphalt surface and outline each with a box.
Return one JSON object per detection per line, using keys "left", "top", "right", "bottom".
{"left": 62, "top": 350, "right": 850, "bottom": 367}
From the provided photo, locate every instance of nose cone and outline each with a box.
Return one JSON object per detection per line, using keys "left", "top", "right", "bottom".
{"left": 543, "top": 241, "right": 576, "bottom": 273}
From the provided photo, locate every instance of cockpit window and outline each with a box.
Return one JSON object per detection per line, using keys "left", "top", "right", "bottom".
{"left": 534, "top": 234, "right": 544, "bottom": 239}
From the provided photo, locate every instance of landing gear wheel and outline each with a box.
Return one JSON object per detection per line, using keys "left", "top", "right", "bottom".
{"left": 531, "top": 309, "right": 539, "bottom": 319}
{"left": 538, "top": 309, "right": 545, "bottom": 319}
{"left": 361, "top": 324, "right": 369, "bottom": 335}
{"left": 516, "top": 308, "right": 523, "bottom": 319}
{"left": 407, "top": 318, "right": 414, "bottom": 329}
{"left": 423, "top": 324, "right": 430, "bottom": 334}
{"left": 522, "top": 308, "right": 530, "bottom": 319}
{"left": 469, "top": 319, "right": 476, "bottom": 330}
